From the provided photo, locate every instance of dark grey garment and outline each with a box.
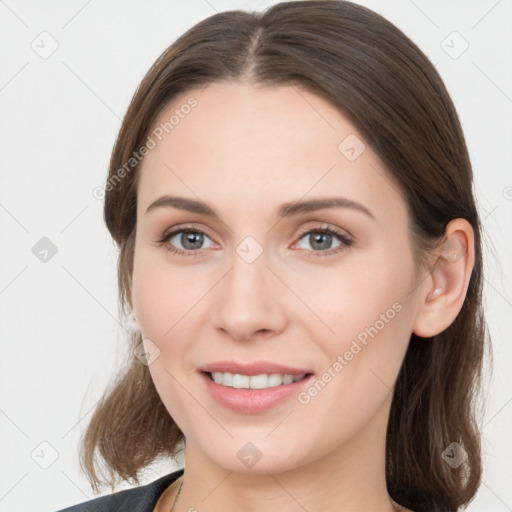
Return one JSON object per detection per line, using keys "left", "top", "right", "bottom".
{"left": 56, "top": 468, "right": 184, "bottom": 512}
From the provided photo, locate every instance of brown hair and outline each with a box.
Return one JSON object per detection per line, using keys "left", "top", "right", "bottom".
{"left": 80, "top": 2, "right": 490, "bottom": 510}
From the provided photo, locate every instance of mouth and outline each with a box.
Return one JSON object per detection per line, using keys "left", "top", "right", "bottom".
{"left": 202, "top": 371, "right": 313, "bottom": 390}
{"left": 198, "top": 361, "right": 315, "bottom": 413}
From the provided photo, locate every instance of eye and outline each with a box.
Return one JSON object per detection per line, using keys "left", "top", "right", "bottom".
{"left": 156, "top": 223, "right": 353, "bottom": 258}
{"left": 292, "top": 225, "right": 353, "bottom": 256}
{"left": 157, "top": 226, "right": 216, "bottom": 257}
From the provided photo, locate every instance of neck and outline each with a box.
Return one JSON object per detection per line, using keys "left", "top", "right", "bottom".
{"left": 173, "top": 393, "right": 404, "bottom": 512}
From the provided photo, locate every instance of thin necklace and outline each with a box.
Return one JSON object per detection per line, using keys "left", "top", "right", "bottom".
{"left": 170, "top": 479, "right": 183, "bottom": 512}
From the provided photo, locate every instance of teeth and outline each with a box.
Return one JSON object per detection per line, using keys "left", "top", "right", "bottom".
{"left": 232, "top": 374, "right": 250, "bottom": 389}
{"left": 210, "top": 372, "right": 306, "bottom": 389}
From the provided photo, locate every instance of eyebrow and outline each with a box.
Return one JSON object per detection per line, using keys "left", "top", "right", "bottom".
{"left": 145, "top": 195, "right": 376, "bottom": 221}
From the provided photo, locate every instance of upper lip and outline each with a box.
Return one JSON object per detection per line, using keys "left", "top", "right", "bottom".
{"left": 199, "top": 360, "right": 313, "bottom": 376}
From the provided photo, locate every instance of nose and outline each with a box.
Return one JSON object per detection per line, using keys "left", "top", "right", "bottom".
{"left": 211, "top": 247, "right": 287, "bottom": 343}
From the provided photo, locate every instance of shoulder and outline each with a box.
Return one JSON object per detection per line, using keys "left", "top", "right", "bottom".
{"left": 56, "top": 468, "right": 184, "bottom": 512}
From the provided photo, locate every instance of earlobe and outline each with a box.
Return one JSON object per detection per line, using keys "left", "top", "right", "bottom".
{"left": 412, "top": 219, "right": 475, "bottom": 338}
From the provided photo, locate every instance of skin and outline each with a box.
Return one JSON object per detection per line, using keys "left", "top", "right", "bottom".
{"left": 130, "top": 81, "right": 475, "bottom": 512}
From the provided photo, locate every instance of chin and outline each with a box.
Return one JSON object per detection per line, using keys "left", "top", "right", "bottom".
{"left": 195, "top": 436, "right": 315, "bottom": 475}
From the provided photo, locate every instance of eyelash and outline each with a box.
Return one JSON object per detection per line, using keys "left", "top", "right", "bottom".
{"left": 156, "top": 223, "right": 353, "bottom": 258}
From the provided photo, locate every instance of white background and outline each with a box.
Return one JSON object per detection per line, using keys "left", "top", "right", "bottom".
{"left": 0, "top": 1, "right": 511, "bottom": 511}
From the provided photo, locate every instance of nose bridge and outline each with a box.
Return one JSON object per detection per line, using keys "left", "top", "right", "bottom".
{"left": 212, "top": 236, "right": 285, "bottom": 341}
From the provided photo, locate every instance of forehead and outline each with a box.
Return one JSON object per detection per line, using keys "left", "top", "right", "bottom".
{"left": 137, "top": 81, "right": 407, "bottom": 222}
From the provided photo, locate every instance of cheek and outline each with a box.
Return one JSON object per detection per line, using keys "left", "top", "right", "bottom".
{"left": 300, "top": 254, "right": 414, "bottom": 428}
{"left": 293, "top": 278, "right": 414, "bottom": 454}
{"left": 131, "top": 244, "right": 200, "bottom": 336}
{"left": 298, "top": 247, "right": 414, "bottom": 346}
{"left": 131, "top": 246, "right": 203, "bottom": 431}
{"left": 301, "top": 249, "right": 416, "bottom": 402}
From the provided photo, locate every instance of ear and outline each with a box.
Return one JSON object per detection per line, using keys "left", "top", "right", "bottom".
{"left": 412, "top": 218, "right": 475, "bottom": 338}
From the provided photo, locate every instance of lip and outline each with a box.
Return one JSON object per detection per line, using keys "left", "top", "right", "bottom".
{"left": 199, "top": 360, "right": 312, "bottom": 376}
{"left": 198, "top": 361, "right": 315, "bottom": 414}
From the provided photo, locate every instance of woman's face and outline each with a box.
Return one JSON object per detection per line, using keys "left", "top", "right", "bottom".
{"left": 132, "top": 81, "right": 423, "bottom": 474}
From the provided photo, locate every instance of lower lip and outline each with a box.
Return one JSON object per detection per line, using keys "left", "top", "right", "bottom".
{"left": 200, "top": 372, "right": 314, "bottom": 413}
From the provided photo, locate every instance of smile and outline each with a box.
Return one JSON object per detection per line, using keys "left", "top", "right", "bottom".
{"left": 207, "top": 371, "right": 308, "bottom": 389}
{"left": 199, "top": 369, "right": 315, "bottom": 413}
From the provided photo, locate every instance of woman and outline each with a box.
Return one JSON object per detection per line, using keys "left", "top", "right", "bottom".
{"left": 58, "top": 1, "right": 489, "bottom": 511}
